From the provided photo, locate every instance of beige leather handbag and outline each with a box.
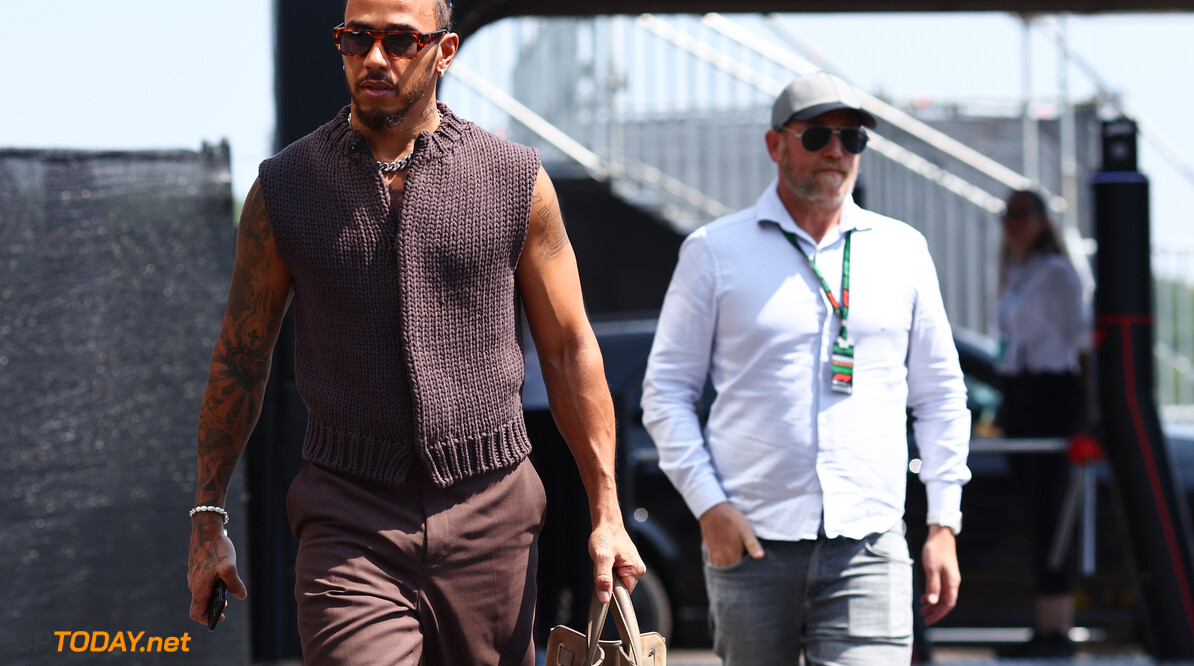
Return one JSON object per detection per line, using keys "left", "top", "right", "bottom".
{"left": 545, "top": 579, "right": 667, "bottom": 666}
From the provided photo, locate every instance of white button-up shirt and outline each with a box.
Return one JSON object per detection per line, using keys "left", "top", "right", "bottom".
{"left": 995, "top": 252, "right": 1090, "bottom": 375}
{"left": 641, "top": 182, "right": 972, "bottom": 541}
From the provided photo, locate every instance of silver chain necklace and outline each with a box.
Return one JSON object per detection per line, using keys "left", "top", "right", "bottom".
{"left": 377, "top": 153, "right": 413, "bottom": 173}
{"left": 348, "top": 111, "right": 442, "bottom": 173}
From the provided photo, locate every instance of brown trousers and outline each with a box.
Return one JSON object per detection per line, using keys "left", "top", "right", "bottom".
{"left": 287, "top": 457, "right": 546, "bottom": 665}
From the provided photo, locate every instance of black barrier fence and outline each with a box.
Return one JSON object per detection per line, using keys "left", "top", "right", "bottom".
{"left": 0, "top": 145, "right": 249, "bottom": 664}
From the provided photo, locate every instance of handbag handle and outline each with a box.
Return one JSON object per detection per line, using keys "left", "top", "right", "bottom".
{"left": 584, "top": 579, "right": 646, "bottom": 665}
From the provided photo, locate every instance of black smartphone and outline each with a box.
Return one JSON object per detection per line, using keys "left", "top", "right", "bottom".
{"left": 206, "top": 579, "right": 228, "bottom": 632}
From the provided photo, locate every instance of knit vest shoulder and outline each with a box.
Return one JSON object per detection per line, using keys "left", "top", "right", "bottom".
{"left": 259, "top": 103, "right": 540, "bottom": 488}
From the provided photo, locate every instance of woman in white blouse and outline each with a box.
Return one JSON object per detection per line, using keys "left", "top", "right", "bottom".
{"left": 994, "top": 189, "right": 1091, "bottom": 659}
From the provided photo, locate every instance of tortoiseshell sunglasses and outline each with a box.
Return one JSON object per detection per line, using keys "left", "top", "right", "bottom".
{"left": 333, "top": 23, "right": 447, "bottom": 60}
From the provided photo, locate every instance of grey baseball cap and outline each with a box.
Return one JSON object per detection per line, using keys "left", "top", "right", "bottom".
{"left": 771, "top": 72, "right": 877, "bottom": 130}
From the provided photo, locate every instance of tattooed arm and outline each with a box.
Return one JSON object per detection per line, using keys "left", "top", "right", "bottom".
{"left": 515, "top": 167, "right": 645, "bottom": 604}
{"left": 187, "top": 178, "right": 293, "bottom": 625}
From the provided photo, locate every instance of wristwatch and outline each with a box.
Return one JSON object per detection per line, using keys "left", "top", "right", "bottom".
{"left": 927, "top": 510, "right": 963, "bottom": 536}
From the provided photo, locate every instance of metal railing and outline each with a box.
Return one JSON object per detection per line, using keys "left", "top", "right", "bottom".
{"left": 442, "top": 14, "right": 1194, "bottom": 417}
{"left": 1155, "top": 245, "right": 1194, "bottom": 424}
{"left": 450, "top": 14, "right": 1021, "bottom": 334}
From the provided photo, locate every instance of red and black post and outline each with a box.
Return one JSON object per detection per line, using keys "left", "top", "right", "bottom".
{"left": 1093, "top": 118, "right": 1194, "bottom": 658}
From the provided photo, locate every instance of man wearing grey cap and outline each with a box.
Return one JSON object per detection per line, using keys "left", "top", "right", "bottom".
{"left": 641, "top": 71, "right": 971, "bottom": 664}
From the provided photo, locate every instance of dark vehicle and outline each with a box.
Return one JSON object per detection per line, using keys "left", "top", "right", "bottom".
{"left": 527, "top": 317, "right": 1194, "bottom": 651}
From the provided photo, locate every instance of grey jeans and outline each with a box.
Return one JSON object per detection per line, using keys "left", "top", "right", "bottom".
{"left": 704, "top": 524, "right": 914, "bottom": 666}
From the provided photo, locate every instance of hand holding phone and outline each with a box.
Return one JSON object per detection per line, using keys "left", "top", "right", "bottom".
{"left": 206, "top": 579, "right": 228, "bottom": 631}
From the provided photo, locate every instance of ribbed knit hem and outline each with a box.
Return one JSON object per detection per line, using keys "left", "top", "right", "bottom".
{"left": 302, "top": 417, "right": 416, "bottom": 487}
{"left": 421, "top": 413, "right": 533, "bottom": 488}
{"left": 302, "top": 415, "right": 533, "bottom": 489}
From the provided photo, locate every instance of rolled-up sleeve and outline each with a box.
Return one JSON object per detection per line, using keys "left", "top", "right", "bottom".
{"left": 905, "top": 238, "right": 972, "bottom": 517}
{"left": 641, "top": 231, "right": 728, "bottom": 520}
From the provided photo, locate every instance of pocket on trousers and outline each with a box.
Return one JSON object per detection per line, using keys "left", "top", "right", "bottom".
{"left": 521, "top": 458, "right": 548, "bottom": 535}
{"left": 863, "top": 528, "right": 914, "bottom": 565}
{"left": 701, "top": 543, "right": 753, "bottom": 573}
{"left": 285, "top": 463, "right": 310, "bottom": 540}
{"left": 848, "top": 531, "right": 914, "bottom": 639}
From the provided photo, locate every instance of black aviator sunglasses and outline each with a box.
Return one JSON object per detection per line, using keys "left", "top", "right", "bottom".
{"left": 333, "top": 23, "right": 447, "bottom": 60}
{"left": 781, "top": 126, "right": 869, "bottom": 155}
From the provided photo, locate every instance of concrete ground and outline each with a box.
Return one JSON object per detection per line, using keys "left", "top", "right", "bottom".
{"left": 662, "top": 645, "right": 1194, "bottom": 665}
{"left": 268, "top": 648, "right": 1192, "bottom": 665}
{"left": 267, "top": 642, "right": 1193, "bottom": 665}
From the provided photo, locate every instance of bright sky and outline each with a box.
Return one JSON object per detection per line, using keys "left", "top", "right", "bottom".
{"left": 1, "top": 3, "right": 1191, "bottom": 246}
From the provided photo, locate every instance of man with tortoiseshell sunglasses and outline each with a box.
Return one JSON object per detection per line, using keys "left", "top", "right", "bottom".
{"left": 184, "top": 0, "right": 643, "bottom": 663}
{"left": 642, "top": 72, "right": 972, "bottom": 666}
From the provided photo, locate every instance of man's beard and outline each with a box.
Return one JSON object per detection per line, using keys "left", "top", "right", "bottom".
{"left": 349, "top": 61, "right": 437, "bottom": 132}
{"left": 787, "top": 162, "right": 857, "bottom": 209}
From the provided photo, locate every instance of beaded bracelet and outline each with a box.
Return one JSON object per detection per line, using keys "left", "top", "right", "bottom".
{"left": 189, "top": 505, "right": 229, "bottom": 524}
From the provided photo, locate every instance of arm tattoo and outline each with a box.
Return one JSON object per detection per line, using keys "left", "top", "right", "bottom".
{"left": 532, "top": 192, "right": 569, "bottom": 262}
{"left": 197, "top": 428, "right": 239, "bottom": 496}
{"left": 195, "top": 180, "right": 287, "bottom": 505}
{"left": 224, "top": 343, "right": 268, "bottom": 391}
{"left": 214, "top": 184, "right": 277, "bottom": 393}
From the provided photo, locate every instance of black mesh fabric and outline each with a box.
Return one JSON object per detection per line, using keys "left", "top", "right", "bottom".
{"left": 0, "top": 145, "right": 248, "bottom": 663}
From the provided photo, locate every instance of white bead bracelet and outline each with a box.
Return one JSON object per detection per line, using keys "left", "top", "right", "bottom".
{"left": 189, "top": 505, "right": 229, "bottom": 524}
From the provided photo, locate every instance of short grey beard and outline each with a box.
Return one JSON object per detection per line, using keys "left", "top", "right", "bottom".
{"left": 787, "top": 175, "right": 854, "bottom": 210}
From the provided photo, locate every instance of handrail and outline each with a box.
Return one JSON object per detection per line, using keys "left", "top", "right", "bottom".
{"left": 867, "top": 134, "right": 1005, "bottom": 213}
{"left": 446, "top": 63, "right": 608, "bottom": 179}
{"left": 611, "top": 159, "right": 736, "bottom": 223}
{"left": 1155, "top": 342, "right": 1194, "bottom": 382}
{"left": 636, "top": 14, "right": 785, "bottom": 95}
{"left": 761, "top": 14, "right": 841, "bottom": 77}
{"left": 635, "top": 13, "right": 1004, "bottom": 214}
{"left": 703, "top": 12, "right": 1068, "bottom": 214}
{"left": 969, "top": 437, "right": 1067, "bottom": 453}
{"left": 634, "top": 14, "right": 787, "bottom": 97}
{"left": 1038, "top": 15, "right": 1194, "bottom": 190}
{"left": 448, "top": 63, "right": 734, "bottom": 227}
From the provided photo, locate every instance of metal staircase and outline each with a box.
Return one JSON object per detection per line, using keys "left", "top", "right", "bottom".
{"left": 445, "top": 14, "right": 1071, "bottom": 333}
{"left": 441, "top": 13, "right": 1192, "bottom": 417}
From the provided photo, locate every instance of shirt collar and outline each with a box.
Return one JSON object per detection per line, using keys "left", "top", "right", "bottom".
{"left": 754, "top": 178, "right": 872, "bottom": 249}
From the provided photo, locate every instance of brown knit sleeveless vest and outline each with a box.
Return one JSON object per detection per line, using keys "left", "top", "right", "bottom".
{"left": 259, "top": 103, "right": 540, "bottom": 487}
